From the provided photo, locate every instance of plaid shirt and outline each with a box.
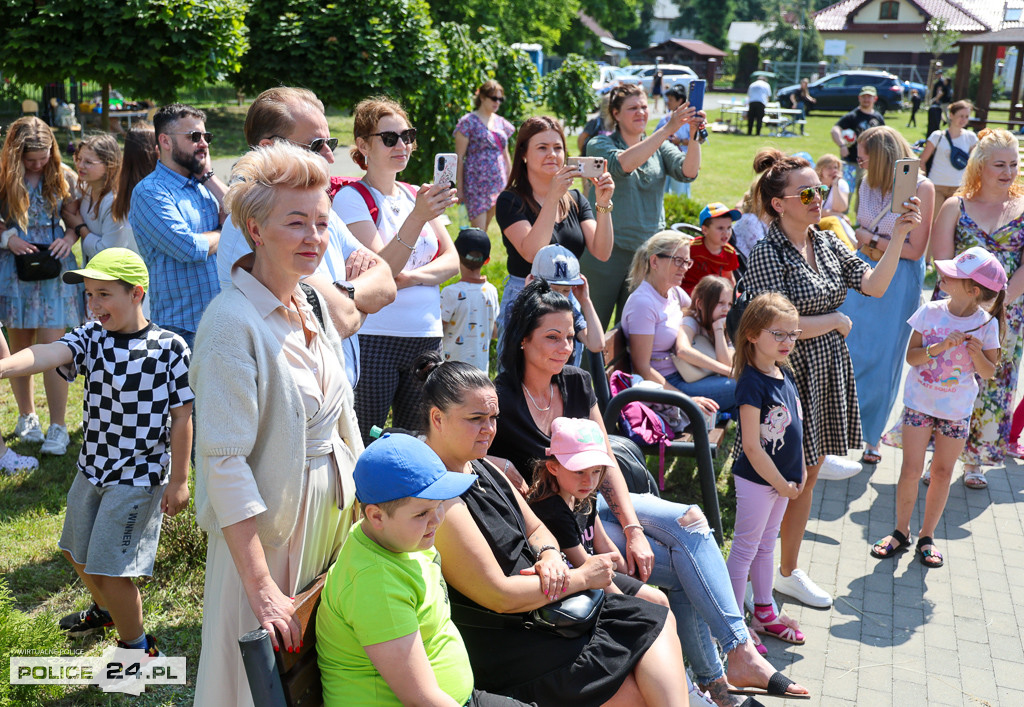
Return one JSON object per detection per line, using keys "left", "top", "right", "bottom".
{"left": 129, "top": 162, "right": 220, "bottom": 332}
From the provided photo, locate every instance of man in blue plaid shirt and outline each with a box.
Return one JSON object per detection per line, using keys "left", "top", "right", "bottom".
{"left": 129, "top": 103, "right": 226, "bottom": 348}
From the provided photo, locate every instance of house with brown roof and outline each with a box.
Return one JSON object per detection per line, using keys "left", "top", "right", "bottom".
{"left": 813, "top": 0, "right": 1023, "bottom": 70}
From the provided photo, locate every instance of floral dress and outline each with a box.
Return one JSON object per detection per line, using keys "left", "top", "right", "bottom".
{"left": 953, "top": 198, "right": 1024, "bottom": 466}
{"left": 454, "top": 112, "right": 514, "bottom": 219}
{"left": 0, "top": 178, "right": 82, "bottom": 328}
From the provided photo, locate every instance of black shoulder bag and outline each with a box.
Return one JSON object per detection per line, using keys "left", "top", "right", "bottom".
{"left": 14, "top": 209, "right": 62, "bottom": 282}
{"left": 946, "top": 131, "right": 970, "bottom": 171}
{"left": 725, "top": 237, "right": 787, "bottom": 342}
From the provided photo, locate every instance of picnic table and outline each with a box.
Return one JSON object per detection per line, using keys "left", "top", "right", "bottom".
{"left": 107, "top": 109, "right": 149, "bottom": 130}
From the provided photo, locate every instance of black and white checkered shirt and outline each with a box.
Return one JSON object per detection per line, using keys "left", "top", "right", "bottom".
{"left": 58, "top": 322, "right": 194, "bottom": 487}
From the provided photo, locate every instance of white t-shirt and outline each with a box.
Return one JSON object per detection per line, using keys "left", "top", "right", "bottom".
{"left": 333, "top": 183, "right": 444, "bottom": 337}
{"left": 747, "top": 80, "right": 771, "bottom": 105}
{"left": 903, "top": 299, "right": 1000, "bottom": 421}
{"left": 927, "top": 130, "right": 979, "bottom": 187}
{"left": 440, "top": 280, "right": 498, "bottom": 374}
{"left": 822, "top": 179, "right": 850, "bottom": 214}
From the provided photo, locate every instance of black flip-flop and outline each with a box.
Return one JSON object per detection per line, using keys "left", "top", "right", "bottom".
{"left": 870, "top": 529, "right": 911, "bottom": 559}
{"left": 729, "top": 671, "right": 811, "bottom": 699}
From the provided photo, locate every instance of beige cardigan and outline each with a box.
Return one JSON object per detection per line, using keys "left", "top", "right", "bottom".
{"left": 190, "top": 280, "right": 363, "bottom": 548}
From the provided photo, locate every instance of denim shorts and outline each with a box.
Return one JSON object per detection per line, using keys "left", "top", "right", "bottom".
{"left": 901, "top": 406, "right": 970, "bottom": 440}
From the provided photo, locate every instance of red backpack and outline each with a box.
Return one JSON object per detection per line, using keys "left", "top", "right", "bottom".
{"left": 327, "top": 177, "right": 417, "bottom": 227}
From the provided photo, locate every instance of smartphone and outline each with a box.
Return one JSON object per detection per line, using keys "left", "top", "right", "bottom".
{"left": 688, "top": 79, "right": 706, "bottom": 112}
{"left": 890, "top": 158, "right": 920, "bottom": 213}
{"left": 433, "top": 153, "right": 457, "bottom": 190}
{"left": 566, "top": 156, "right": 606, "bottom": 179}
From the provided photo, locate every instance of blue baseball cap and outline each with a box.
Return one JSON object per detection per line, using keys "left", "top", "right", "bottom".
{"left": 354, "top": 433, "right": 477, "bottom": 505}
{"left": 698, "top": 202, "right": 742, "bottom": 227}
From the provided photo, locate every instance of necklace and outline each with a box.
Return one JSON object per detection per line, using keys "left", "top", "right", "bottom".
{"left": 384, "top": 193, "right": 401, "bottom": 216}
{"left": 522, "top": 382, "right": 553, "bottom": 411}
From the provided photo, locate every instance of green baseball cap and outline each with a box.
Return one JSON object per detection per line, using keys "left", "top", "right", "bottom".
{"left": 859, "top": 86, "right": 877, "bottom": 97}
{"left": 63, "top": 247, "right": 149, "bottom": 290}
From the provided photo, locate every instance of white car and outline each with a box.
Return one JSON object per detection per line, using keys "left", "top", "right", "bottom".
{"left": 628, "top": 64, "right": 699, "bottom": 96}
{"left": 593, "top": 66, "right": 640, "bottom": 94}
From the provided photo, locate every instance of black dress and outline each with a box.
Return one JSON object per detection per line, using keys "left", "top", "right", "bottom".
{"left": 448, "top": 459, "right": 666, "bottom": 706}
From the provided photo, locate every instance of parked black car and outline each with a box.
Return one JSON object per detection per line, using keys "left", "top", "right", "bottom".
{"left": 777, "top": 70, "right": 905, "bottom": 114}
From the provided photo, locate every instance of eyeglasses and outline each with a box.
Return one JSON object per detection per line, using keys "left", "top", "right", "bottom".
{"left": 781, "top": 185, "right": 830, "bottom": 205}
{"left": 656, "top": 254, "right": 693, "bottom": 268}
{"left": 763, "top": 329, "right": 802, "bottom": 342}
{"left": 278, "top": 136, "right": 339, "bottom": 153}
{"left": 487, "top": 95, "right": 505, "bottom": 103}
{"left": 365, "top": 129, "right": 417, "bottom": 147}
{"left": 168, "top": 131, "right": 213, "bottom": 144}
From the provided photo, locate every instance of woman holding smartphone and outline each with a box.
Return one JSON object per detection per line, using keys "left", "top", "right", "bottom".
{"left": 840, "top": 126, "right": 933, "bottom": 466}
{"left": 583, "top": 83, "right": 704, "bottom": 325}
{"left": 333, "top": 96, "right": 458, "bottom": 444}
{"left": 494, "top": 116, "right": 614, "bottom": 356}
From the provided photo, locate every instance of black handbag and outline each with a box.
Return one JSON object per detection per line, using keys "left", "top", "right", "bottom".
{"left": 725, "top": 237, "right": 786, "bottom": 342}
{"left": 13, "top": 209, "right": 61, "bottom": 282}
{"left": 15, "top": 244, "right": 61, "bottom": 281}
{"left": 946, "top": 131, "right": 969, "bottom": 171}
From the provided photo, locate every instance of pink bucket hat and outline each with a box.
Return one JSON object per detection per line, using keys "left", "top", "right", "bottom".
{"left": 545, "top": 417, "right": 614, "bottom": 471}
{"left": 934, "top": 246, "right": 1007, "bottom": 291}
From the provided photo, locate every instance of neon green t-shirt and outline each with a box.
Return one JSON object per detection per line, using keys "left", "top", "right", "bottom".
{"left": 316, "top": 520, "right": 474, "bottom": 706}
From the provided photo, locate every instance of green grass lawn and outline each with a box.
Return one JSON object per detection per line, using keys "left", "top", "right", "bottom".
{"left": 0, "top": 95, "right": 1001, "bottom": 703}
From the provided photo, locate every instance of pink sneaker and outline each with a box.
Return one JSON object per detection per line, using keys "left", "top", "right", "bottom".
{"left": 1007, "top": 443, "right": 1024, "bottom": 460}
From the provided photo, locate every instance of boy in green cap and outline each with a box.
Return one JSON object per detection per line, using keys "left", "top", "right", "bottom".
{"left": 0, "top": 247, "right": 193, "bottom": 657}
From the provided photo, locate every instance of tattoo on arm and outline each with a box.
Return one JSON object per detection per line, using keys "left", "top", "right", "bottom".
{"left": 600, "top": 479, "right": 624, "bottom": 521}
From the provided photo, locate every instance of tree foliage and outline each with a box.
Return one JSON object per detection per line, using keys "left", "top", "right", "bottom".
{"left": 735, "top": 43, "right": 760, "bottom": 90}
{"left": 237, "top": 0, "right": 538, "bottom": 183}
{"left": 758, "top": 1, "right": 823, "bottom": 64}
{"left": 427, "top": 0, "right": 579, "bottom": 50}
{"left": 0, "top": 0, "right": 248, "bottom": 104}
{"left": 672, "top": 0, "right": 734, "bottom": 50}
{"left": 544, "top": 55, "right": 599, "bottom": 130}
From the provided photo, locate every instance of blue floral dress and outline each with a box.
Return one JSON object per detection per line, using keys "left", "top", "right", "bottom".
{"left": 0, "top": 179, "right": 82, "bottom": 328}
{"left": 952, "top": 198, "right": 1024, "bottom": 466}
{"left": 454, "top": 112, "right": 514, "bottom": 219}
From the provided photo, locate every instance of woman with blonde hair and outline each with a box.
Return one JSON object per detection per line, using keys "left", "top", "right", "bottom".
{"left": 931, "top": 129, "right": 1024, "bottom": 488}
{"left": 743, "top": 147, "right": 920, "bottom": 607}
{"left": 840, "top": 126, "right": 933, "bottom": 465}
{"left": 192, "top": 141, "right": 363, "bottom": 706}
{"left": 454, "top": 79, "right": 514, "bottom": 231}
{"left": 0, "top": 116, "right": 84, "bottom": 454}
{"left": 74, "top": 134, "right": 138, "bottom": 262}
{"left": 334, "top": 96, "right": 458, "bottom": 444}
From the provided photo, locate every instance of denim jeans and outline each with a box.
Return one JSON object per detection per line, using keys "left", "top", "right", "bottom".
{"left": 495, "top": 274, "right": 526, "bottom": 370}
{"left": 666, "top": 371, "right": 738, "bottom": 418}
{"left": 598, "top": 493, "right": 748, "bottom": 682}
{"left": 161, "top": 325, "right": 195, "bottom": 351}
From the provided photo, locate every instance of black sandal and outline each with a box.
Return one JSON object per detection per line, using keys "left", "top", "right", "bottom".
{"left": 916, "top": 536, "right": 944, "bottom": 568}
{"left": 870, "top": 529, "right": 911, "bottom": 559}
{"left": 729, "top": 671, "right": 810, "bottom": 699}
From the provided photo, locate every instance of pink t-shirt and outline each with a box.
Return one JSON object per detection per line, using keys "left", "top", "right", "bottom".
{"left": 621, "top": 279, "right": 691, "bottom": 378}
{"left": 903, "top": 299, "right": 1000, "bottom": 421}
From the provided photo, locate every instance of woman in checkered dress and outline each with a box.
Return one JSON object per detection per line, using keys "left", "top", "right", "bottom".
{"left": 743, "top": 148, "right": 922, "bottom": 607}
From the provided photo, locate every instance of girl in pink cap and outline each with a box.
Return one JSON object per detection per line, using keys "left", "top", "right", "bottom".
{"left": 874, "top": 246, "right": 1005, "bottom": 568}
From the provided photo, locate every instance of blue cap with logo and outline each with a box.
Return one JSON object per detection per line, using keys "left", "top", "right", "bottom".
{"left": 354, "top": 433, "right": 477, "bottom": 505}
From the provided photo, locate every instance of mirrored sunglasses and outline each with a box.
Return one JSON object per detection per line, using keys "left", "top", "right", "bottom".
{"left": 782, "top": 185, "right": 830, "bottom": 205}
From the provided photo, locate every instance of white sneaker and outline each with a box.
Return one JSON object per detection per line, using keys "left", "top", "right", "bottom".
{"left": 0, "top": 447, "right": 38, "bottom": 475}
{"left": 14, "top": 413, "right": 44, "bottom": 443}
{"left": 775, "top": 568, "right": 832, "bottom": 608}
{"left": 744, "top": 580, "right": 779, "bottom": 616}
{"left": 817, "top": 454, "right": 862, "bottom": 481}
{"left": 40, "top": 424, "right": 70, "bottom": 456}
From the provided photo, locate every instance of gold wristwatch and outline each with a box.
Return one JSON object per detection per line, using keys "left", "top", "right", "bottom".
{"left": 595, "top": 200, "right": 614, "bottom": 213}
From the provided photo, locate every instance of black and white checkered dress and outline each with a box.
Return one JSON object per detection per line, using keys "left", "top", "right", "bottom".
{"left": 58, "top": 322, "right": 193, "bottom": 487}
{"left": 743, "top": 224, "right": 870, "bottom": 461}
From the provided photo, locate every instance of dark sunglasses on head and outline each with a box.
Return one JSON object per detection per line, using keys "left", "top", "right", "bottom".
{"left": 366, "top": 128, "right": 417, "bottom": 147}
{"left": 487, "top": 95, "right": 505, "bottom": 103}
{"left": 782, "top": 184, "right": 830, "bottom": 205}
{"left": 170, "top": 131, "right": 213, "bottom": 144}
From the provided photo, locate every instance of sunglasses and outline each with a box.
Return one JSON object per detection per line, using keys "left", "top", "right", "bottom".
{"left": 781, "top": 184, "right": 830, "bottom": 205}
{"left": 656, "top": 254, "right": 693, "bottom": 268}
{"left": 366, "top": 129, "right": 417, "bottom": 147}
{"left": 169, "top": 131, "right": 213, "bottom": 144}
{"left": 487, "top": 95, "right": 506, "bottom": 103}
{"left": 764, "top": 329, "right": 803, "bottom": 342}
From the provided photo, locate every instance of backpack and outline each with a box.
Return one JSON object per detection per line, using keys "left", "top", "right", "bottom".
{"left": 608, "top": 435, "right": 660, "bottom": 497}
{"left": 609, "top": 371, "right": 673, "bottom": 488}
{"left": 328, "top": 177, "right": 417, "bottom": 227}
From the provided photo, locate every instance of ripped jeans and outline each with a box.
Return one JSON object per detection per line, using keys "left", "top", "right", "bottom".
{"left": 598, "top": 493, "right": 749, "bottom": 683}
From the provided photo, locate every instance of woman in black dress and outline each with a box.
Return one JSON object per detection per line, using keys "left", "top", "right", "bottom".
{"left": 419, "top": 352, "right": 689, "bottom": 706}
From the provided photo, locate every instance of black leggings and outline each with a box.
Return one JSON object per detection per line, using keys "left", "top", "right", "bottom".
{"left": 748, "top": 101, "right": 765, "bottom": 135}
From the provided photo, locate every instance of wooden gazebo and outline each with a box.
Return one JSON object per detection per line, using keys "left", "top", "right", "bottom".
{"left": 954, "top": 28, "right": 1024, "bottom": 130}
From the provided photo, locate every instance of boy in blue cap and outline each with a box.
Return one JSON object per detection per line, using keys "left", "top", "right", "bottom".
{"left": 682, "top": 202, "right": 741, "bottom": 295}
{"left": 317, "top": 433, "right": 530, "bottom": 706}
